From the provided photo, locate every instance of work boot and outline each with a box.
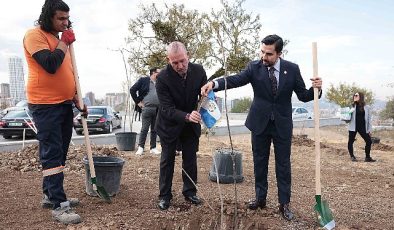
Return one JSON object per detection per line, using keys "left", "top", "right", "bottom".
{"left": 150, "top": 148, "right": 161, "bottom": 155}
{"left": 135, "top": 147, "right": 144, "bottom": 155}
{"left": 41, "top": 194, "right": 79, "bottom": 209}
{"left": 279, "top": 203, "right": 294, "bottom": 221}
{"left": 52, "top": 201, "right": 81, "bottom": 224}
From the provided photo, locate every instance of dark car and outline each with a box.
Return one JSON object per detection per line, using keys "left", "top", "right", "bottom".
{"left": 0, "top": 109, "right": 36, "bottom": 139}
{"left": 73, "top": 106, "right": 122, "bottom": 135}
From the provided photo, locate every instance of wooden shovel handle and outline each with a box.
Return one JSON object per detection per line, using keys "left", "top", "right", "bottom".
{"left": 69, "top": 44, "right": 97, "bottom": 180}
{"left": 312, "top": 42, "right": 321, "bottom": 196}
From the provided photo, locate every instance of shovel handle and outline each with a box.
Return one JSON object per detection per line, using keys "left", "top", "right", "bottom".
{"left": 69, "top": 44, "right": 97, "bottom": 181}
{"left": 312, "top": 42, "right": 321, "bottom": 196}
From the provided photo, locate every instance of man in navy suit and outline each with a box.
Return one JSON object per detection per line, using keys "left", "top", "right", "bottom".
{"left": 201, "top": 34, "right": 322, "bottom": 220}
{"left": 155, "top": 41, "right": 207, "bottom": 210}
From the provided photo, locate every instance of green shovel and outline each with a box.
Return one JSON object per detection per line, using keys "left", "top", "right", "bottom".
{"left": 312, "top": 42, "right": 335, "bottom": 229}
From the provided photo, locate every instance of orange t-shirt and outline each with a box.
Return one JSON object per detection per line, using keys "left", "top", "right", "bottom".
{"left": 24, "top": 27, "right": 76, "bottom": 104}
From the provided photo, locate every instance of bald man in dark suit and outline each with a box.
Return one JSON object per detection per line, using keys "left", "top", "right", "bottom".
{"left": 155, "top": 41, "right": 207, "bottom": 210}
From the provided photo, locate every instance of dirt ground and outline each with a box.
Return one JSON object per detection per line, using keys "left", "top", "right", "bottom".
{"left": 0, "top": 125, "right": 393, "bottom": 230}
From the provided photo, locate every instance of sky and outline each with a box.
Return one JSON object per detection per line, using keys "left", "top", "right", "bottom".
{"left": 0, "top": 0, "right": 393, "bottom": 101}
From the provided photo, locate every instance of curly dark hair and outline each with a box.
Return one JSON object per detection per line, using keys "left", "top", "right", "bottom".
{"left": 35, "top": 0, "right": 71, "bottom": 32}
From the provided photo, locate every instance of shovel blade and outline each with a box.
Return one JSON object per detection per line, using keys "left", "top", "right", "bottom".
{"left": 91, "top": 177, "right": 112, "bottom": 203}
{"left": 314, "top": 196, "right": 335, "bottom": 230}
{"left": 96, "top": 185, "right": 112, "bottom": 203}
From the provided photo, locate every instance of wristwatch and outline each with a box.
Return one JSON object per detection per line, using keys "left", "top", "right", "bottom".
{"left": 185, "top": 113, "right": 190, "bottom": 121}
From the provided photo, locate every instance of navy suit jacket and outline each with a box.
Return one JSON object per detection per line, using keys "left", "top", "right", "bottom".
{"left": 215, "top": 58, "right": 320, "bottom": 139}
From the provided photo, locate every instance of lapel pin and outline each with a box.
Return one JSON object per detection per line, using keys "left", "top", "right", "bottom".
{"left": 284, "top": 70, "right": 287, "bottom": 75}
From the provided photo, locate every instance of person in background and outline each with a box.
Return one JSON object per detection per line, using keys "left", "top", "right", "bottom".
{"left": 201, "top": 34, "right": 322, "bottom": 221}
{"left": 155, "top": 41, "right": 207, "bottom": 210}
{"left": 130, "top": 67, "right": 161, "bottom": 155}
{"left": 23, "top": 0, "right": 85, "bottom": 224}
{"left": 347, "top": 92, "right": 375, "bottom": 162}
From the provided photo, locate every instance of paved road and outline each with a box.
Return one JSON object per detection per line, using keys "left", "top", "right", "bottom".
{"left": 0, "top": 116, "right": 142, "bottom": 143}
{"left": 0, "top": 117, "right": 142, "bottom": 152}
{"left": 0, "top": 117, "right": 344, "bottom": 152}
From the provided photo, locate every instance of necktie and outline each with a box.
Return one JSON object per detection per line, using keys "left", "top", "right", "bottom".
{"left": 269, "top": 67, "right": 277, "bottom": 96}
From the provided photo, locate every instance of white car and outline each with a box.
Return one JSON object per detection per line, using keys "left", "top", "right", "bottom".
{"left": 0, "top": 100, "right": 28, "bottom": 118}
{"left": 292, "top": 107, "right": 312, "bottom": 120}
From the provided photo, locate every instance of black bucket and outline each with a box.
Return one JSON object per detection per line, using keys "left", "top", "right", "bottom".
{"left": 209, "top": 148, "right": 244, "bottom": 184}
{"left": 115, "top": 132, "right": 137, "bottom": 151}
{"left": 83, "top": 156, "right": 125, "bottom": 196}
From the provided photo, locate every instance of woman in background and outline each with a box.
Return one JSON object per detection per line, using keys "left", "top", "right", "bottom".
{"left": 348, "top": 92, "right": 375, "bottom": 162}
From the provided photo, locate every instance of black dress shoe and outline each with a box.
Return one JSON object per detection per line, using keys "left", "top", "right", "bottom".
{"left": 365, "top": 157, "right": 376, "bottom": 162}
{"left": 184, "top": 195, "right": 202, "bottom": 205}
{"left": 158, "top": 199, "right": 170, "bottom": 210}
{"left": 247, "top": 199, "right": 266, "bottom": 210}
{"left": 279, "top": 203, "right": 294, "bottom": 221}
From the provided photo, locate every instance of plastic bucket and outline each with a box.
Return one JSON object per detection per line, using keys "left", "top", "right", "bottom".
{"left": 83, "top": 156, "right": 125, "bottom": 196}
{"left": 115, "top": 132, "right": 137, "bottom": 151}
{"left": 209, "top": 148, "right": 244, "bottom": 184}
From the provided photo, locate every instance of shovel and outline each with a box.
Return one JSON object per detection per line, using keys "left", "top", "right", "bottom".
{"left": 69, "top": 43, "right": 111, "bottom": 203}
{"left": 312, "top": 42, "right": 334, "bottom": 229}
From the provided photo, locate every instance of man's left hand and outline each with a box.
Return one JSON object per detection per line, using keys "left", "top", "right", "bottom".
{"left": 78, "top": 104, "right": 88, "bottom": 118}
{"left": 310, "top": 77, "right": 322, "bottom": 90}
{"left": 61, "top": 29, "right": 76, "bottom": 46}
{"left": 73, "top": 96, "right": 88, "bottom": 118}
{"left": 188, "top": 111, "right": 201, "bottom": 123}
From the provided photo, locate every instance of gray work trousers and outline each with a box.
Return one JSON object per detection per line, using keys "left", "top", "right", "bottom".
{"left": 138, "top": 107, "right": 158, "bottom": 149}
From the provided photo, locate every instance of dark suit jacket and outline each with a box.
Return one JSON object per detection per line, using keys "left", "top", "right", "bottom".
{"left": 216, "top": 58, "right": 320, "bottom": 139}
{"left": 130, "top": 76, "right": 150, "bottom": 120}
{"left": 155, "top": 63, "right": 207, "bottom": 142}
{"left": 130, "top": 76, "right": 150, "bottom": 104}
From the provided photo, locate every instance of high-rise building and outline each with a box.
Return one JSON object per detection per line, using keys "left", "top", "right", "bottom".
{"left": 216, "top": 96, "right": 224, "bottom": 112}
{"left": 0, "top": 83, "right": 12, "bottom": 109}
{"left": 85, "top": 91, "right": 95, "bottom": 106}
{"left": 8, "top": 56, "right": 26, "bottom": 104}
{"left": 0, "top": 83, "right": 10, "bottom": 98}
{"left": 105, "top": 93, "right": 127, "bottom": 109}
{"left": 231, "top": 98, "right": 241, "bottom": 111}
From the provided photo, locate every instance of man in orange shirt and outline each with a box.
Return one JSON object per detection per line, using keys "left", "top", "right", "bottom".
{"left": 24, "top": 0, "right": 85, "bottom": 224}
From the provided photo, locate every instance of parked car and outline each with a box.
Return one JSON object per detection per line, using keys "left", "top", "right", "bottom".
{"left": 73, "top": 106, "right": 122, "bottom": 135}
{"left": 0, "top": 100, "right": 28, "bottom": 118}
{"left": 0, "top": 109, "right": 36, "bottom": 139}
{"left": 292, "top": 107, "right": 312, "bottom": 120}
